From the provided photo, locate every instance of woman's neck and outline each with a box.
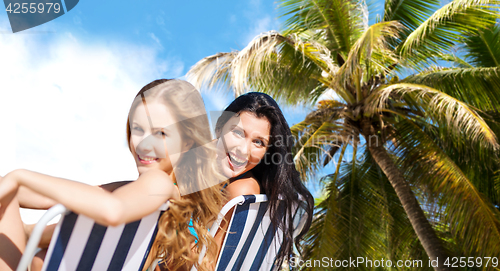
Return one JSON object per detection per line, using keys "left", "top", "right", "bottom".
{"left": 230, "top": 171, "right": 252, "bottom": 183}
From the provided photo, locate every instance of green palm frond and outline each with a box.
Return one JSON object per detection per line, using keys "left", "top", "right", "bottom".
{"left": 383, "top": 0, "right": 439, "bottom": 40}
{"left": 438, "top": 53, "right": 474, "bottom": 68}
{"left": 187, "top": 52, "right": 239, "bottom": 94}
{"left": 300, "top": 177, "right": 341, "bottom": 268}
{"left": 403, "top": 67, "right": 500, "bottom": 110}
{"left": 189, "top": 31, "right": 347, "bottom": 104}
{"left": 302, "top": 157, "right": 387, "bottom": 270}
{"left": 291, "top": 104, "right": 352, "bottom": 180}
{"left": 292, "top": 121, "right": 346, "bottom": 180}
{"left": 421, "top": 117, "right": 500, "bottom": 208}
{"left": 399, "top": 0, "right": 499, "bottom": 66}
{"left": 391, "top": 118, "right": 500, "bottom": 260}
{"left": 462, "top": 23, "right": 500, "bottom": 67}
{"left": 367, "top": 83, "right": 499, "bottom": 149}
{"left": 280, "top": 0, "right": 367, "bottom": 55}
{"left": 495, "top": 170, "right": 500, "bottom": 203}
{"left": 302, "top": 150, "right": 430, "bottom": 270}
{"left": 234, "top": 32, "right": 346, "bottom": 104}
{"left": 232, "top": 32, "right": 334, "bottom": 81}
{"left": 336, "top": 21, "right": 401, "bottom": 97}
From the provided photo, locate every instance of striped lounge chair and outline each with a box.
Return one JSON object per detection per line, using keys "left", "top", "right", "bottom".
{"left": 17, "top": 202, "right": 168, "bottom": 271}
{"left": 194, "top": 194, "right": 308, "bottom": 271}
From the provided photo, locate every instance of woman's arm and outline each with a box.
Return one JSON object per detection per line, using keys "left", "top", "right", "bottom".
{"left": 20, "top": 181, "right": 131, "bottom": 249}
{"left": 17, "top": 181, "right": 132, "bottom": 210}
{"left": 17, "top": 186, "right": 57, "bottom": 210}
{"left": 0, "top": 169, "right": 177, "bottom": 226}
{"left": 17, "top": 181, "right": 133, "bottom": 210}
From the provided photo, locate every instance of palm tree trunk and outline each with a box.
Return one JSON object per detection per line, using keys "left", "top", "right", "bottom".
{"left": 362, "top": 122, "right": 451, "bottom": 271}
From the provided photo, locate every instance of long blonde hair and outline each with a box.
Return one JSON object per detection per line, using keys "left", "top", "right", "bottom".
{"left": 126, "top": 79, "right": 225, "bottom": 270}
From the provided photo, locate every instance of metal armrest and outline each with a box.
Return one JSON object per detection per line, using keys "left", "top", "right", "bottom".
{"left": 208, "top": 194, "right": 268, "bottom": 237}
{"left": 17, "top": 204, "right": 69, "bottom": 271}
{"left": 192, "top": 194, "right": 268, "bottom": 271}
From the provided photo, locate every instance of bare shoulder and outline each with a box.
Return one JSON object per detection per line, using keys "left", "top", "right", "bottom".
{"left": 135, "top": 170, "right": 178, "bottom": 199}
{"left": 226, "top": 175, "right": 261, "bottom": 200}
{"left": 138, "top": 169, "right": 171, "bottom": 182}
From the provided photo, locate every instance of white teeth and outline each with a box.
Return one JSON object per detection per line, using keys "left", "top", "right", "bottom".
{"left": 229, "top": 153, "right": 246, "bottom": 165}
{"left": 139, "top": 155, "right": 157, "bottom": 161}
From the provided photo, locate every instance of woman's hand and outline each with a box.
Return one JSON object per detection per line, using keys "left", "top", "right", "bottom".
{"left": 0, "top": 170, "right": 21, "bottom": 219}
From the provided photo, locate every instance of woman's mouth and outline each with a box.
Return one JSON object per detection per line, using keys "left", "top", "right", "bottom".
{"left": 138, "top": 155, "right": 158, "bottom": 164}
{"left": 227, "top": 152, "right": 247, "bottom": 168}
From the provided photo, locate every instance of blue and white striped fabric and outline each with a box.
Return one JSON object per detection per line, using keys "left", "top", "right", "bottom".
{"left": 194, "top": 194, "right": 307, "bottom": 271}
{"left": 38, "top": 203, "right": 168, "bottom": 271}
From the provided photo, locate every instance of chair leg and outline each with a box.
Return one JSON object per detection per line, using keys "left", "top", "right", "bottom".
{"left": 0, "top": 196, "right": 26, "bottom": 271}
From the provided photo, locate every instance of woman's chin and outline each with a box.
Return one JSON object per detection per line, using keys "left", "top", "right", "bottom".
{"left": 219, "top": 165, "right": 240, "bottom": 179}
{"left": 218, "top": 158, "right": 248, "bottom": 179}
{"left": 222, "top": 168, "right": 235, "bottom": 179}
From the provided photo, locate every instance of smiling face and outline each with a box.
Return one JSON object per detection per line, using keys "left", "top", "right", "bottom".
{"left": 129, "top": 101, "right": 189, "bottom": 176}
{"left": 216, "top": 111, "right": 271, "bottom": 179}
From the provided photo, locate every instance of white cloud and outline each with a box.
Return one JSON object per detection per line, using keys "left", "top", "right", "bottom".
{"left": 0, "top": 19, "right": 183, "bottom": 223}
{"left": 243, "top": 16, "right": 273, "bottom": 44}
{"left": 239, "top": 0, "right": 279, "bottom": 45}
{"left": 149, "top": 32, "right": 162, "bottom": 48}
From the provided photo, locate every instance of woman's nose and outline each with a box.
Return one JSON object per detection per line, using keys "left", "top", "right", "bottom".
{"left": 139, "top": 135, "right": 167, "bottom": 158}
{"left": 234, "top": 140, "right": 251, "bottom": 158}
{"left": 136, "top": 137, "right": 153, "bottom": 154}
{"left": 135, "top": 134, "right": 160, "bottom": 155}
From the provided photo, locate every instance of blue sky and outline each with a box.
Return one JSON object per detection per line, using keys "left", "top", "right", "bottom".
{"left": 54, "top": 0, "right": 282, "bottom": 78}
{"left": 0, "top": 0, "right": 327, "bottom": 222}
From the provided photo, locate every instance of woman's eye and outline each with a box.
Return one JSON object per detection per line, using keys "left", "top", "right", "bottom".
{"left": 155, "top": 130, "right": 167, "bottom": 136}
{"left": 232, "top": 129, "right": 244, "bottom": 137}
{"left": 254, "top": 139, "right": 264, "bottom": 147}
{"left": 132, "top": 127, "right": 143, "bottom": 132}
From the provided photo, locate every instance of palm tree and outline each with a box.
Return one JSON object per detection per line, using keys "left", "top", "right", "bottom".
{"left": 430, "top": 21, "right": 500, "bottom": 261}
{"left": 301, "top": 150, "right": 432, "bottom": 270}
{"left": 188, "top": 0, "right": 500, "bottom": 270}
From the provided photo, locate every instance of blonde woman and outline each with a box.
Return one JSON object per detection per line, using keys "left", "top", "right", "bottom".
{"left": 0, "top": 79, "right": 224, "bottom": 271}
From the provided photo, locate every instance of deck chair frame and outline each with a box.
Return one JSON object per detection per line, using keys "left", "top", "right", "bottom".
{"left": 194, "top": 194, "right": 307, "bottom": 271}
{"left": 17, "top": 203, "right": 168, "bottom": 271}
